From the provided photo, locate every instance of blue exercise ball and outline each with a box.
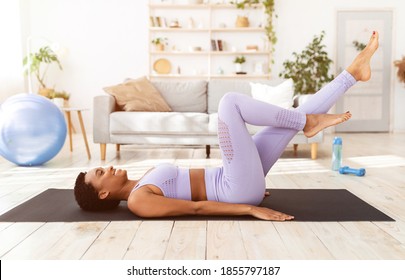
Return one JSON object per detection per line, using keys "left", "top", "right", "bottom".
{"left": 0, "top": 93, "right": 67, "bottom": 166}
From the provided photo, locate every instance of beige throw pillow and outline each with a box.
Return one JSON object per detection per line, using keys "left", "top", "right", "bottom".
{"left": 103, "top": 77, "right": 172, "bottom": 112}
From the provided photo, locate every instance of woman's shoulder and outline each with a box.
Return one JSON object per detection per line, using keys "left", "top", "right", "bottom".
{"left": 154, "top": 162, "right": 178, "bottom": 174}
{"left": 138, "top": 163, "right": 177, "bottom": 181}
{"left": 130, "top": 163, "right": 178, "bottom": 193}
{"left": 130, "top": 183, "right": 162, "bottom": 196}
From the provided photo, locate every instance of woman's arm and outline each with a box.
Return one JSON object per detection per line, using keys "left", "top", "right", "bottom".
{"left": 128, "top": 187, "right": 293, "bottom": 221}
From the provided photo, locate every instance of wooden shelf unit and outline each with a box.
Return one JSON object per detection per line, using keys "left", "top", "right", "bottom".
{"left": 148, "top": 1, "right": 271, "bottom": 80}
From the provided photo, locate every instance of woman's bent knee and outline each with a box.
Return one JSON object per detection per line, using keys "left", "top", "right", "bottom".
{"left": 219, "top": 92, "right": 242, "bottom": 113}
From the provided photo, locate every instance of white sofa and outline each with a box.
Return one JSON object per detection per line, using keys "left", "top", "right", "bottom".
{"left": 93, "top": 79, "right": 323, "bottom": 160}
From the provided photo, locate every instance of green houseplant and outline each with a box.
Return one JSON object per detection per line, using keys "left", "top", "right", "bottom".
{"left": 279, "top": 31, "right": 334, "bottom": 96}
{"left": 151, "top": 37, "right": 168, "bottom": 51}
{"left": 23, "top": 46, "right": 65, "bottom": 98}
{"left": 233, "top": 55, "right": 246, "bottom": 73}
{"left": 233, "top": 55, "right": 246, "bottom": 64}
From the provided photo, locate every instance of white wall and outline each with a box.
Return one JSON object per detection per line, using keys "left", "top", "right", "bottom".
{"left": 1, "top": 0, "right": 405, "bottom": 132}
{"left": 15, "top": 0, "right": 149, "bottom": 132}
{"left": 0, "top": 0, "right": 25, "bottom": 100}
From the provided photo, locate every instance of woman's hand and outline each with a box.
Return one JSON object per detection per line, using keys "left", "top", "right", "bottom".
{"left": 250, "top": 206, "right": 294, "bottom": 221}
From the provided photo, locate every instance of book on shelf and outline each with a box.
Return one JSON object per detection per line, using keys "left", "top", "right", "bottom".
{"left": 150, "top": 16, "right": 167, "bottom": 27}
{"left": 156, "top": 16, "right": 162, "bottom": 27}
{"left": 217, "top": 40, "right": 223, "bottom": 51}
{"left": 161, "top": 17, "right": 167, "bottom": 28}
{"left": 210, "top": 39, "right": 217, "bottom": 51}
{"left": 211, "top": 39, "right": 224, "bottom": 51}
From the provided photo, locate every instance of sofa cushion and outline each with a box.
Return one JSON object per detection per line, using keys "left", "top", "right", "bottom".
{"left": 103, "top": 76, "right": 172, "bottom": 112}
{"left": 207, "top": 79, "right": 285, "bottom": 114}
{"left": 250, "top": 79, "right": 294, "bottom": 109}
{"left": 110, "top": 112, "right": 209, "bottom": 135}
{"left": 152, "top": 80, "right": 207, "bottom": 113}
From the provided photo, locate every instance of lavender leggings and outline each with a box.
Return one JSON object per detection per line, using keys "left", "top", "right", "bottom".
{"left": 205, "top": 70, "right": 356, "bottom": 205}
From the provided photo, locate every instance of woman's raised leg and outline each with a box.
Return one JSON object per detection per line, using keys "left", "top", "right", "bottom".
{"left": 253, "top": 31, "right": 379, "bottom": 174}
{"left": 215, "top": 32, "right": 378, "bottom": 203}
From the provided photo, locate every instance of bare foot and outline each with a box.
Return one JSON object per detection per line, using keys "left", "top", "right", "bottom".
{"left": 346, "top": 31, "right": 379, "bottom": 81}
{"left": 303, "top": 112, "right": 352, "bottom": 138}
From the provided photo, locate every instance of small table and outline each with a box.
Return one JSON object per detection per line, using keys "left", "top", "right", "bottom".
{"left": 62, "top": 108, "right": 91, "bottom": 159}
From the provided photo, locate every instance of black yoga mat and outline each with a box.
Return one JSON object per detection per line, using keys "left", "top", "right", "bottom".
{"left": 0, "top": 188, "right": 394, "bottom": 222}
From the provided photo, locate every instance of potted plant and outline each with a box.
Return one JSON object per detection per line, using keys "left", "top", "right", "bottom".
{"left": 151, "top": 37, "right": 168, "bottom": 51}
{"left": 23, "top": 46, "right": 64, "bottom": 98}
{"left": 233, "top": 55, "right": 246, "bottom": 73}
{"left": 279, "top": 31, "right": 334, "bottom": 104}
{"left": 49, "top": 89, "right": 71, "bottom": 107}
{"left": 394, "top": 57, "right": 405, "bottom": 86}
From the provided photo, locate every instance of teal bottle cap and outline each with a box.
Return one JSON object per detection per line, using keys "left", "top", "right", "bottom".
{"left": 333, "top": 136, "right": 342, "bottom": 145}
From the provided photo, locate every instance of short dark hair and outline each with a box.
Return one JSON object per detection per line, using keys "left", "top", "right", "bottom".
{"left": 74, "top": 172, "right": 120, "bottom": 211}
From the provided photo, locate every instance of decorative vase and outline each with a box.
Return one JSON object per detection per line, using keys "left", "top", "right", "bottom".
{"left": 235, "top": 16, "right": 249, "bottom": 28}
{"left": 155, "top": 44, "right": 164, "bottom": 51}
{"left": 53, "top": 97, "right": 65, "bottom": 108}
{"left": 235, "top": 63, "right": 243, "bottom": 73}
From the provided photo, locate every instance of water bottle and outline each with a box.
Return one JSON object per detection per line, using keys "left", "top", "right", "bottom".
{"left": 331, "top": 136, "right": 342, "bottom": 171}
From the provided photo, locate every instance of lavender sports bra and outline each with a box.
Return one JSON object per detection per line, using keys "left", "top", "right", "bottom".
{"left": 131, "top": 163, "right": 191, "bottom": 200}
{"left": 131, "top": 163, "right": 221, "bottom": 201}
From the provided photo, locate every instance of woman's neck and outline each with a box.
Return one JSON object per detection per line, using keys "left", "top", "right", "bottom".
{"left": 116, "top": 179, "right": 138, "bottom": 201}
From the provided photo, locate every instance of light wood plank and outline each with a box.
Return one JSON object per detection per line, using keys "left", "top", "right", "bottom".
{"left": 206, "top": 221, "right": 247, "bottom": 259}
{"left": 0, "top": 222, "right": 13, "bottom": 231}
{"left": 341, "top": 222, "right": 405, "bottom": 259}
{"left": 124, "top": 221, "right": 173, "bottom": 260}
{"left": 81, "top": 221, "right": 141, "bottom": 260}
{"left": 0, "top": 222, "right": 44, "bottom": 258}
{"left": 164, "top": 221, "right": 206, "bottom": 260}
{"left": 374, "top": 220, "right": 405, "bottom": 244}
{"left": 274, "top": 222, "right": 334, "bottom": 259}
{"left": 1, "top": 222, "right": 72, "bottom": 259}
{"left": 308, "top": 222, "right": 380, "bottom": 259}
{"left": 44, "top": 222, "right": 109, "bottom": 260}
{"left": 239, "top": 221, "right": 292, "bottom": 259}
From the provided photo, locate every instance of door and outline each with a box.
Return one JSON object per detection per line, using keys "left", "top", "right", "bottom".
{"left": 336, "top": 11, "right": 392, "bottom": 132}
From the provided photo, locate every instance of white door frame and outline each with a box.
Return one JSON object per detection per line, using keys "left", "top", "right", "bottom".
{"left": 335, "top": 10, "right": 393, "bottom": 132}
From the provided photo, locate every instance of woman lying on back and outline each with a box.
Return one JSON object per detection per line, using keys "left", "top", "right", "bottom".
{"left": 74, "top": 32, "right": 379, "bottom": 221}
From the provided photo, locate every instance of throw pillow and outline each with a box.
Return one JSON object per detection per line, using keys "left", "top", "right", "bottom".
{"left": 250, "top": 79, "right": 294, "bottom": 109}
{"left": 103, "top": 76, "right": 172, "bottom": 112}
{"left": 152, "top": 81, "right": 207, "bottom": 113}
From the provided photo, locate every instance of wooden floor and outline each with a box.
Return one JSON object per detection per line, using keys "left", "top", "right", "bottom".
{"left": 0, "top": 132, "right": 405, "bottom": 260}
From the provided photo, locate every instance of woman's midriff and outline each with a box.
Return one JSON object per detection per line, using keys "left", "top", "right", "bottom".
{"left": 189, "top": 169, "right": 207, "bottom": 201}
